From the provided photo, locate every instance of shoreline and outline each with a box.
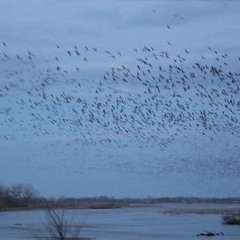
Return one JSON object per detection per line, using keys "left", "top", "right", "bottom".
{"left": 1, "top": 201, "right": 239, "bottom": 216}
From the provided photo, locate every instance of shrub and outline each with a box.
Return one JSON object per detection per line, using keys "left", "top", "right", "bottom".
{"left": 30, "top": 207, "right": 85, "bottom": 240}
{"left": 222, "top": 215, "right": 240, "bottom": 225}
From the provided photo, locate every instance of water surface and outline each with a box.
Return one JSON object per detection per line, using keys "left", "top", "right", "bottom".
{"left": 0, "top": 204, "right": 240, "bottom": 239}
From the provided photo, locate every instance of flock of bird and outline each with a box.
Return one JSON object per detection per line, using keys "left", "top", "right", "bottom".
{"left": 0, "top": 39, "right": 240, "bottom": 155}
{"left": 0, "top": 2, "right": 239, "bottom": 198}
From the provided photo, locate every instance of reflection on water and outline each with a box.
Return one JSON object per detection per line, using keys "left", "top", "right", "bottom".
{"left": 0, "top": 204, "right": 240, "bottom": 240}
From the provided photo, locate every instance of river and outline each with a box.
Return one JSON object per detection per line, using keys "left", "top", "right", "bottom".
{"left": 0, "top": 203, "right": 240, "bottom": 239}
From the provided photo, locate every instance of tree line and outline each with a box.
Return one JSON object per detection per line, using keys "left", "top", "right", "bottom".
{"left": 0, "top": 183, "right": 43, "bottom": 209}
{"left": 1, "top": 183, "right": 240, "bottom": 211}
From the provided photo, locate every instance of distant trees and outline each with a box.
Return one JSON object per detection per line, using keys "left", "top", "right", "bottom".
{"left": 0, "top": 183, "right": 39, "bottom": 209}
{"left": 0, "top": 185, "right": 8, "bottom": 208}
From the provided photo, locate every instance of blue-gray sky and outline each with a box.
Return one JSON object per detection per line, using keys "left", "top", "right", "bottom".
{"left": 0, "top": 0, "right": 240, "bottom": 198}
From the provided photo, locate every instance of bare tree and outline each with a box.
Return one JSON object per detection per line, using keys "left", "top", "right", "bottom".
{"left": 30, "top": 206, "right": 84, "bottom": 240}
{"left": 8, "top": 183, "right": 39, "bottom": 205}
{"left": 0, "top": 185, "right": 7, "bottom": 208}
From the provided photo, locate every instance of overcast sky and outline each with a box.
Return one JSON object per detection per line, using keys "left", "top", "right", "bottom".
{"left": 0, "top": 0, "right": 240, "bottom": 198}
